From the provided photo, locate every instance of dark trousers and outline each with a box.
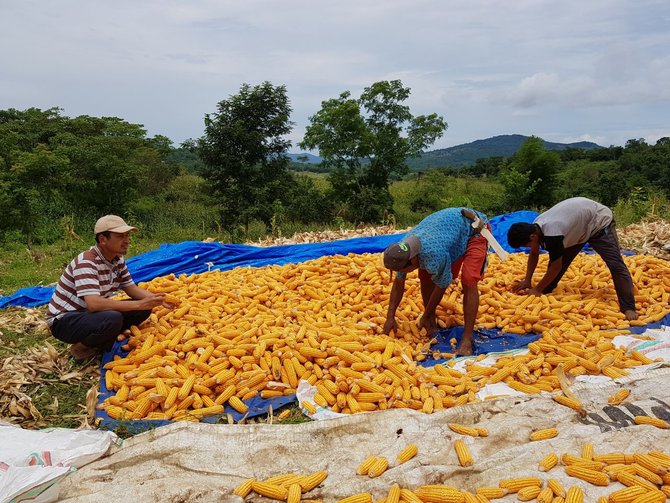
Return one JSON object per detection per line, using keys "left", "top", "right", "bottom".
{"left": 50, "top": 307, "right": 152, "bottom": 350}
{"left": 542, "top": 221, "right": 636, "bottom": 312}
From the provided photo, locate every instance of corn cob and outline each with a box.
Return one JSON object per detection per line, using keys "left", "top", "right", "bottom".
{"left": 633, "top": 454, "right": 669, "bottom": 475}
{"left": 616, "top": 471, "right": 659, "bottom": 491}
{"left": 397, "top": 444, "right": 418, "bottom": 464}
{"left": 399, "top": 488, "right": 424, "bottom": 503}
{"left": 516, "top": 486, "right": 542, "bottom": 501}
{"left": 581, "top": 443, "right": 594, "bottom": 461}
{"left": 250, "top": 481, "right": 289, "bottom": 500}
{"left": 233, "top": 479, "right": 254, "bottom": 498}
{"left": 608, "top": 485, "right": 650, "bottom": 503}
{"left": 386, "top": 483, "right": 401, "bottom": 503}
{"left": 414, "top": 485, "right": 465, "bottom": 503}
{"left": 336, "top": 493, "right": 373, "bottom": 503}
{"left": 632, "top": 463, "right": 664, "bottom": 485}
{"left": 448, "top": 423, "right": 480, "bottom": 437}
{"left": 564, "top": 465, "right": 609, "bottom": 486}
{"left": 498, "top": 477, "right": 542, "bottom": 493}
{"left": 530, "top": 428, "right": 558, "bottom": 441}
{"left": 634, "top": 416, "right": 670, "bottom": 429}
{"left": 475, "top": 487, "right": 507, "bottom": 499}
{"left": 368, "top": 457, "right": 389, "bottom": 478}
{"left": 462, "top": 492, "right": 478, "bottom": 503}
{"left": 300, "top": 470, "right": 327, "bottom": 492}
{"left": 536, "top": 486, "right": 553, "bottom": 503}
{"left": 608, "top": 388, "right": 630, "bottom": 405}
{"left": 357, "top": 456, "right": 377, "bottom": 476}
{"left": 593, "top": 453, "right": 628, "bottom": 465}
{"left": 228, "top": 395, "right": 248, "bottom": 414}
{"left": 552, "top": 395, "right": 586, "bottom": 416}
{"left": 454, "top": 440, "right": 473, "bottom": 467}
{"left": 564, "top": 486, "right": 583, "bottom": 503}
{"left": 629, "top": 490, "right": 667, "bottom": 503}
{"left": 539, "top": 453, "right": 559, "bottom": 472}
{"left": 287, "top": 483, "right": 301, "bottom": 503}
{"left": 548, "top": 479, "right": 565, "bottom": 498}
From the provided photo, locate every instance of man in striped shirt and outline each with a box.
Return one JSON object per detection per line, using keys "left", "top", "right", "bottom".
{"left": 46, "top": 215, "right": 170, "bottom": 361}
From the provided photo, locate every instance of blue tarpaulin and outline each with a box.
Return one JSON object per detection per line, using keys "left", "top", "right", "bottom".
{"left": 0, "top": 211, "right": 539, "bottom": 309}
{"left": 5, "top": 209, "right": 665, "bottom": 427}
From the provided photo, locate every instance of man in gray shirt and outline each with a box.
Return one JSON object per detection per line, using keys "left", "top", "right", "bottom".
{"left": 506, "top": 197, "right": 637, "bottom": 321}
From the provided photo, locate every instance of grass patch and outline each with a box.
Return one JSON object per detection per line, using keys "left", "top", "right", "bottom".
{"left": 27, "top": 378, "right": 94, "bottom": 429}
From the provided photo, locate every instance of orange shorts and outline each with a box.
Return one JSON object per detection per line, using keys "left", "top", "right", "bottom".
{"left": 451, "top": 225, "right": 490, "bottom": 286}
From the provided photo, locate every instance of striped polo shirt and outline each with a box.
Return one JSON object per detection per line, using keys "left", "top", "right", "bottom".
{"left": 46, "top": 245, "right": 134, "bottom": 326}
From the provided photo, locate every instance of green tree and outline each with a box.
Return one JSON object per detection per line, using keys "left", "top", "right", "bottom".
{"left": 198, "top": 82, "right": 294, "bottom": 236}
{"left": 500, "top": 136, "right": 561, "bottom": 209}
{"left": 300, "top": 80, "right": 447, "bottom": 223}
{"left": 0, "top": 145, "right": 69, "bottom": 246}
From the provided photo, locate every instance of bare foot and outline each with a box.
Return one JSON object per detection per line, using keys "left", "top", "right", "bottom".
{"left": 455, "top": 340, "right": 473, "bottom": 356}
{"left": 69, "top": 342, "right": 100, "bottom": 362}
{"left": 624, "top": 310, "right": 638, "bottom": 321}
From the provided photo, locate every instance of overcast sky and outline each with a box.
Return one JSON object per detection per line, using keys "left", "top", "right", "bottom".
{"left": 2, "top": 0, "right": 669, "bottom": 151}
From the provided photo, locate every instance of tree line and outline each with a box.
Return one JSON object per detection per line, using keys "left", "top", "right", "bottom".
{"left": 1, "top": 80, "right": 668, "bottom": 246}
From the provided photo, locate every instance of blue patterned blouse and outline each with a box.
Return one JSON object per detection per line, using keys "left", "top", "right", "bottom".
{"left": 396, "top": 207, "right": 487, "bottom": 288}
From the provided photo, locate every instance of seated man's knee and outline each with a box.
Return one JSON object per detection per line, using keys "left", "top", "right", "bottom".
{"left": 100, "top": 311, "right": 124, "bottom": 336}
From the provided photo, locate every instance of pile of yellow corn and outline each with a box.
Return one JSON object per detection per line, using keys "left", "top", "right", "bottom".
{"left": 234, "top": 442, "right": 670, "bottom": 502}
{"left": 100, "top": 252, "right": 670, "bottom": 421}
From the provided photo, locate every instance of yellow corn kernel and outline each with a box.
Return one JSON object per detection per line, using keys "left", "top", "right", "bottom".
{"left": 581, "top": 443, "right": 593, "bottom": 461}
{"left": 593, "top": 453, "right": 628, "bottom": 465}
{"left": 336, "top": 493, "right": 373, "bottom": 503}
{"left": 287, "top": 483, "right": 301, "bottom": 503}
{"left": 634, "top": 416, "right": 670, "bottom": 429}
{"left": 414, "top": 485, "right": 465, "bottom": 503}
{"left": 498, "top": 477, "right": 542, "bottom": 493}
{"left": 607, "top": 485, "right": 648, "bottom": 503}
{"left": 628, "top": 490, "right": 667, "bottom": 502}
{"left": 448, "top": 423, "right": 480, "bottom": 437}
{"left": 536, "top": 487, "right": 553, "bottom": 503}
{"left": 454, "top": 440, "right": 473, "bottom": 467}
{"left": 399, "top": 488, "right": 424, "bottom": 503}
{"left": 302, "top": 401, "right": 317, "bottom": 415}
{"left": 516, "top": 486, "right": 542, "bottom": 501}
{"left": 228, "top": 395, "right": 248, "bottom": 414}
{"left": 233, "top": 479, "right": 254, "bottom": 497}
{"left": 476, "top": 487, "right": 507, "bottom": 499}
{"left": 631, "top": 463, "right": 664, "bottom": 485}
{"left": 356, "top": 456, "right": 377, "bottom": 476}
{"left": 539, "top": 453, "right": 559, "bottom": 472}
{"left": 564, "top": 486, "right": 583, "bottom": 503}
{"left": 616, "top": 470, "right": 659, "bottom": 491}
{"left": 561, "top": 453, "right": 605, "bottom": 470}
{"left": 397, "top": 444, "right": 418, "bottom": 464}
{"left": 250, "top": 481, "right": 288, "bottom": 500}
{"left": 530, "top": 428, "right": 558, "bottom": 441}
{"left": 547, "top": 479, "right": 565, "bottom": 498}
{"left": 386, "top": 483, "right": 401, "bottom": 503}
{"left": 608, "top": 388, "right": 630, "bottom": 405}
{"left": 367, "top": 457, "right": 389, "bottom": 478}
{"left": 552, "top": 395, "right": 586, "bottom": 416}
{"left": 564, "top": 465, "right": 609, "bottom": 486}
{"left": 462, "top": 491, "right": 478, "bottom": 503}
{"left": 633, "top": 454, "right": 668, "bottom": 476}
{"left": 299, "top": 470, "right": 327, "bottom": 492}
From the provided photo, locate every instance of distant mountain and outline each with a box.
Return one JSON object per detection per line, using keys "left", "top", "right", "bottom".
{"left": 287, "top": 134, "right": 603, "bottom": 171}
{"left": 287, "top": 152, "right": 322, "bottom": 164}
{"left": 407, "top": 134, "right": 602, "bottom": 170}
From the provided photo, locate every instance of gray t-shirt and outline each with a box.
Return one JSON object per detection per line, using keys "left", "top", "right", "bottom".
{"left": 534, "top": 197, "right": 612, "bottom": 249}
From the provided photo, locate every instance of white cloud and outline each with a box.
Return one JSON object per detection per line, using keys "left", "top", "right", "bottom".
{"left": 1, "top": 0, "right": 669, "bottom": 149}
